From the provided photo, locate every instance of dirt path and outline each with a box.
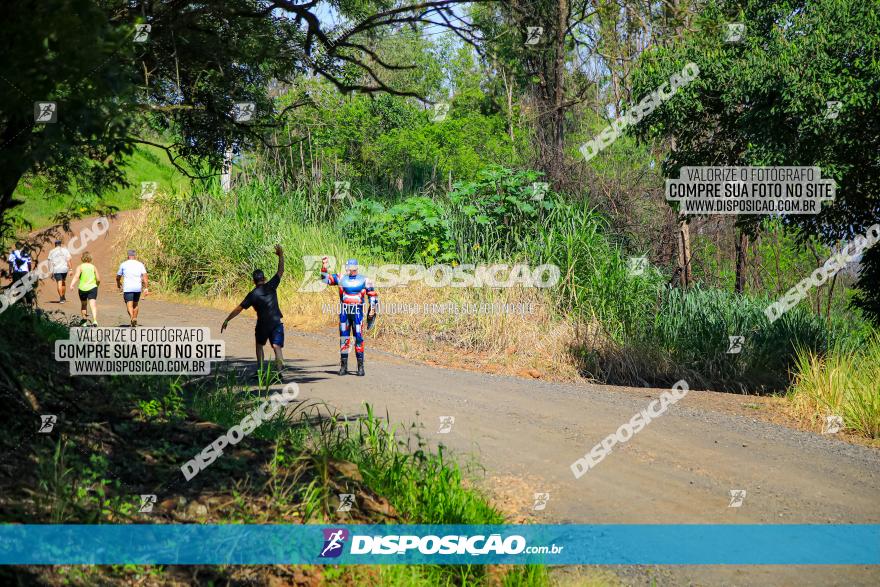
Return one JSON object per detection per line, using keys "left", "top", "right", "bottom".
{"left": 33, "top": 214, "right": 880, "bottom": 586}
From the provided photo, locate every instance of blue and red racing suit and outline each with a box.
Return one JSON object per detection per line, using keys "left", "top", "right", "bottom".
{"left": 321, "top": 265, "right": 378, "bottom": 360}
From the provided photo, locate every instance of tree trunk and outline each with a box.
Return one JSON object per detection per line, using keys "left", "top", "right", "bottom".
{"left": 550, "top": 0, "right": 569, "bottom": 186}
{"left": 734, "top": 228, "right": 748, "bottom": 294}
{"left": 220, "top": 146, "right": 233, "bottom": 193}
{"left": 677, "top": 218, "right": 692, "bottom": 288}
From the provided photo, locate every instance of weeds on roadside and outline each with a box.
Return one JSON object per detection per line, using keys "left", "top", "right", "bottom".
{"left": 788, "top": 333, "right": 880, "bottom": 438}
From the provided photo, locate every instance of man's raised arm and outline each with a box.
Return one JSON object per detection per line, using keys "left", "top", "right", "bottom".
{"left": 320, "top": 256, "right": 338, "bottom": 285}
{"left": 275, "top": 244, "right": 284, "bottom": 278}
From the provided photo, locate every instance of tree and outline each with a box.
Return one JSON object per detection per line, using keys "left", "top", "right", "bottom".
{"left": 630, "top": 0, "right": 880, "bottom": 320}
{"left": 472, "top": 1, "right": 596, "bottom": 188}
{"left": 0, "top": 0, "right": 481, "bottom": 234}
{"left": 0, "top": 0, "right": 135, "bottom": 239}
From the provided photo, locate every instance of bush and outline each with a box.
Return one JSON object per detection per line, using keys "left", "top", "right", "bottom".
{"left": 448, "top": 165, "right": 555, "bottom": 261}
{"left": 629, "top": 287, "right": 835, "bottom": 392}
{"left": 788, "top": 333, "right": 880, "bottom": 438}
{"left": 342, "top": 196, "right": 456, "bottom": 264}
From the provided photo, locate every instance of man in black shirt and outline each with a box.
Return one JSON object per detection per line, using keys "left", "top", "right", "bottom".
{"left": 221, "top": 245, "right": 286, "bottom": 373}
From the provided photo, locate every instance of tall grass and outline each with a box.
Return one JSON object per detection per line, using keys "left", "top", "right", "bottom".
{"left": 122, "top": 178, "right": 386, "bottom": 298}
{"left": 627, "top": 287, "right": 834, "bottom": 392}
{"left": 128, "top": 175, "right": 848, "bottom": 395}
{"left": 186, "top": 370, "right": 549, "bottom": 586}
{"left": 787, "top": 333, "right": 880, "bottom": 438}
{"left": 534, "top": 202, "right": 663, "bottom": 341}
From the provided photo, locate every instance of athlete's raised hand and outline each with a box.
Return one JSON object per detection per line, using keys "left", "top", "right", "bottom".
{"left": 274, "top": 244, "right": 283, "bottom": 256}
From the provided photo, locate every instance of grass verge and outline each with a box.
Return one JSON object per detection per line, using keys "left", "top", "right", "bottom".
{"left": 0, "top": 305, "right": 549, "bottom": 586}
{"left": 787, "top": 333, "right": 880, "bottom": 440}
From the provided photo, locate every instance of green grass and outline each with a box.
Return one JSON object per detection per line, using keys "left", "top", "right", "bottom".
{"left": 123, "top": 178, "right": 390, "bottom": 300}
{"left": 8, "top": 144, "right": 188, "bottom": 233}
{"left": 628, "top": 286, "right": 837, "bottom": 392}
{"left": 788, "top": 333, "right": 880, "bottom": 438}
{"left": 131, "top": 175, "right": 856, "bottom": 394}
{"left": 185, "top": 368, "right": 549, "bottom": 585}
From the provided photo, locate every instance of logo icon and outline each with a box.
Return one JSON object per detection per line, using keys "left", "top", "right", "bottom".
{"left": 34, "top": 102, "right": 57, "bottom": 123}
{"left": 822, "top": 415, "right": 844, "bottom": 434}
{"left": 38, "top": 415, "right": 57, "bottom": 433}
{"left": 431, "top": 102, "right": 450, "bottom": 122}
{"left": 724, "top": 23, "right": 745, "bottom": 43}
{"left": 628, "top": 256, "right": 649, "bottom": 276}
{"left": 824, "top": 100, "right": 842, "bottom": 120}
{"left": 140, "top": 181, "right": 158, "bottom": 201}
{"left": 530, "top": 182, "right": 549, "bottom": 202}
{"left": 319, "top": 528, "right": 349, "bottom": 558}
{"left": 337, "top": 493, "right": 355, "bottom": 513}
{"left": 231, "top": 102, "right": 255, "bottom": 122}
{"left": 133, "top": 24, "right": 151, "bottom": 43}
{"left": 139, "top": 494, "right": 157, "bottom": 513}
{"left": 525, "top": 26, "right": 543, "bottom": 45}
{"left": 438, "top": 416, "right": 455, "bottom": 434}
{"left": 728, "top": 489, "right": 746, "bottom": 508}
{"left": 332, "top": 180, "right": 351, "bottom": 200}
{"left": 533, "top": 492, "right": 550, "bottom": 511}
{"left": 726, "top": 335, "right": 745, "bottom": 354}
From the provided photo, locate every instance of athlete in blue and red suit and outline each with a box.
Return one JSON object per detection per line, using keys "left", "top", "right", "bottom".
{"left": 321, "top": 256, "right": 378, "bottom": 376}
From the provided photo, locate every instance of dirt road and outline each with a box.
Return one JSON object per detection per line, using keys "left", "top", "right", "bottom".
{"left": 33, "top": 214, "right": 880, "bottom": 586}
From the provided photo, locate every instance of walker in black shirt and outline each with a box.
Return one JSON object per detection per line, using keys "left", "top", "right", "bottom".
{"left": 240, "top": 273, "right": 284, "bottom": 344}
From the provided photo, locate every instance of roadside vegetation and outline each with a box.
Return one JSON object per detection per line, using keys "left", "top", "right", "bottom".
{"left": 0, "top": 305, "right": 547, "bottom": 585}
{"left": 6, "top": 144, "right": 188, "bottom": 234}
{"left": 3, "top": 1, "right": 875, "bottom": 443}
{"left": 787, "top": 334, "right": 880, "bottom": 440}
{"left": 124, "top": 165, "right": 868, "bottom": 397}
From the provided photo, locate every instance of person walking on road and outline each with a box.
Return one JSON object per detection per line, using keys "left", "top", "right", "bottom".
{"left": 47, "top": 239, "right": 72, "bottom": 303}
{"left": 221, "top": 244, "right": 286, "bottom": 374}
{"left": 116, "top": 249, "right": 148, "bottom": 327}
{"left": 69, "top": 252, "right": 100, "bottom": 325}
{"left": 7, "top": 243, "right": 35, "bottom": 305}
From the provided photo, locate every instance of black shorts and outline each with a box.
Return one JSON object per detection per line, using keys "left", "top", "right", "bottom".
{"left": 256, "top": 322, "right": 284, "bottom": 347}
{"left": 78, "top": 287, "right": 98, "bottom": 301}
{"left": 123, "top": 291, "right": 141, "bottom": 303}
{"left": 53, "top": 272, "right": 68, "bottom": 282}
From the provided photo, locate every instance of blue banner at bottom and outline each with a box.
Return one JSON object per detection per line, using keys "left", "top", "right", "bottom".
{"left": 1, "top": 525, "right": 878, "bottom": 565}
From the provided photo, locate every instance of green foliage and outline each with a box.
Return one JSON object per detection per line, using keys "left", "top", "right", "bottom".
{"left": 343, "top": 196, "right": 456, "bottom": 264}
{"left": 0, "top": 0, "right": 135, "bottom": 236}
{"left": 788, "top": 332, "right": 880, "bottom": 438}
{"left": 266, "top": 73, "right": 521, "bottom": 195}
{"left": 852, "top": 246, "right": 880, "bottom": 324}
{"left": 448, "top": 165, "right": 555, "bottom": 261}
{"left": 630, "top": 0, "right": 880, "bottom": 324}
{"left": 535, "top": 201, "right": 664, "bottom": 340}
{"left": 136, "top": 381, "right": 185, "bottom": 422}
{"left": 634, "top": 286, "right": 835, "bottom": 392}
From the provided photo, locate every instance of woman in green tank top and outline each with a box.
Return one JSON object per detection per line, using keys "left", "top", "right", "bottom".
{"left": 69, "top": 252, "right": 101, "bottom": 325}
